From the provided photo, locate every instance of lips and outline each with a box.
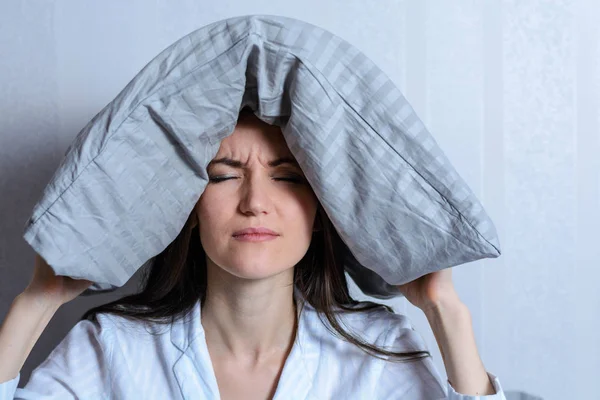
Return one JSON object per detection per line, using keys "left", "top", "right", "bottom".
{"left": 232, "top": 227, "right": 279, "bottom": 237}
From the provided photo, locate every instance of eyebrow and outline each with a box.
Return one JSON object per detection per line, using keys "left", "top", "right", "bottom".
{"left": 207, "top": 156, "right": 301, "bottom": 170}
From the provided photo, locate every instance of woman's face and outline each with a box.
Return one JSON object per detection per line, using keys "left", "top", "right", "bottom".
{"left": 194, "top": 113, "right": 319, "bottom": 281}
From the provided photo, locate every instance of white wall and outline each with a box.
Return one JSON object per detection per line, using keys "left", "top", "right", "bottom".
{"left": 1, "top": 1, "right": 598, "bottom": 399}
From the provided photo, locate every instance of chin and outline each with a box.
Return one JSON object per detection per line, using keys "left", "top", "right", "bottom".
{"left": 223, "top": 264, "right": 293, "bottom": 281}
{"left": 229, "top": 252, "right": 297, "bottom": 277}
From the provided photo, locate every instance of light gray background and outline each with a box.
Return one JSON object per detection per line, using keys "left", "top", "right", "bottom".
{"left": 1, "top": 1, "right": 598, "bottom": 399}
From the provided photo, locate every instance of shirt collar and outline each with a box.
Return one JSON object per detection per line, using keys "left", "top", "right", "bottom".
{"left": 170, "top": 285, "right": 311, "bottom": 351}
{"left": 170, "top": 286, "right": 320, "bottom": 399}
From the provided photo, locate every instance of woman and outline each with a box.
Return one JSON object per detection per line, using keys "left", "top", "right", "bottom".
{"left": 0, "top": 108, "right": 506, "bottom": 399}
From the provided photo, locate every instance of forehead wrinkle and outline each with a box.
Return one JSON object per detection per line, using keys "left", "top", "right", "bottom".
{"left": 207, "top": 155, "right": 301, "bottom": 171}
{"left": 209, "top": 126, "right": 299, "bottom": 172}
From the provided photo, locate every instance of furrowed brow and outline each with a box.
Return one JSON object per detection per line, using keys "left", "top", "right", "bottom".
{"left": 207, "top": 157, "right": 301, "bottom": 170}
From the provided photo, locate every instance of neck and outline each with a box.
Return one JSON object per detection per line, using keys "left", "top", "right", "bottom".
{"left": 200, "top": 266, "right": 298, "bottom": 366}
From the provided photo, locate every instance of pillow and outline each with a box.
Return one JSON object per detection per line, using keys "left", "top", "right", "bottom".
{"left": 22, "top": 14, "right": 501, "bottom": 298}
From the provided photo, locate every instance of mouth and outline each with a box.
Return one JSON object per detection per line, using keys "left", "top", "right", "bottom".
{"left": 232, "top": 226, "right": 280, "bottom": 242}
{"left": 232, "top": 233, "right": 279, "bottom": 242}
{"left": 232, "top": 227, "right": 279, "bottom": 236}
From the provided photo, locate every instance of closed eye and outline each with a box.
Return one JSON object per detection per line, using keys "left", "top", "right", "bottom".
{"left": 208, "top": 176, "right": 306, "bottom": 184}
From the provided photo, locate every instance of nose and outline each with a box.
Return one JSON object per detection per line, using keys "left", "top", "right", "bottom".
{"left": 238, "top": 172, "right": 274, "bottom": 216}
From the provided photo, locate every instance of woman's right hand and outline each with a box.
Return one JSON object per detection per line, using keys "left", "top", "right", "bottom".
{"left": 24, "top": 254, "right": 93, "bottom": 307}
{"left": 0, "top": 254, "right": 93, "bottom": 383}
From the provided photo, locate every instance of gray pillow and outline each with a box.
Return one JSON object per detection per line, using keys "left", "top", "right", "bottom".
{"left": 22, "top": 14, "right": 501, "bottom": 299}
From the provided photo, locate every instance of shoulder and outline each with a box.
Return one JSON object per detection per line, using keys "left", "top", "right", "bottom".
{"left": 342, "top": 306, "right": 446, "bottom": 398}
{"left": 333, "top": 304, "right": 426, "bottom": 352}
{"left": 50, "top": 313, "right": 121, "bottom": 364}
{"left": 58, "top": 313, "right": 117, "bottom": 349}
{"left": 301, "top": 301, "right": 429, "bottom": 358}
{"left": 66, "top": 311, "right": 171, "bottom": 355}
{"left": 299, "top": 303, "right": 446, "bottom": 398}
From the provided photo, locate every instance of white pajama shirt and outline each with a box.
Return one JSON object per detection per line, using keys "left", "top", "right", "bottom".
{"left": 0, "top": 289, "right": 506, "bottom": 399}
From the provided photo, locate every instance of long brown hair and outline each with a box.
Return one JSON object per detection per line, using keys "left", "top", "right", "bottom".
{"left": 82, "top": 110, "right": 431, "bottom": 364}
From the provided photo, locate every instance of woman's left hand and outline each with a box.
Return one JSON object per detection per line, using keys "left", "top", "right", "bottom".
{"left": 396, "top": 267, "right": 461, "bottom": 313}
{"left": 398, "top": 268, "right": 498, "bottom": 395}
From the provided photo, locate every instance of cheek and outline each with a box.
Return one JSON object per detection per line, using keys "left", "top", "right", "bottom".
{"left": 195, "top": 198, "right": 224, "bottom": 241}
{"left": 298, "top": 191, "right": 319, "bottom": 215}
{"left": 288, "top": 196, "right": 319, "bottom": 229}
{"left": 196, "top": 187, "right": 227, "bottom": 215}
